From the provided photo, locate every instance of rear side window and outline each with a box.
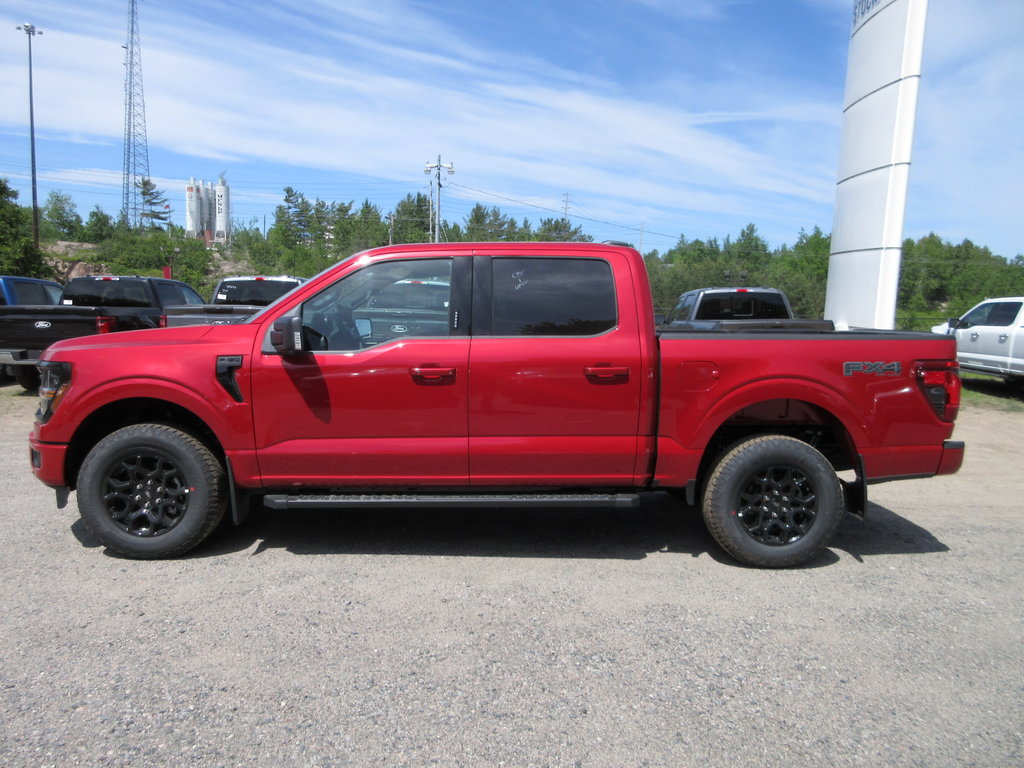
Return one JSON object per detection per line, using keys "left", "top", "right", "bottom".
{"left": 962, "top": 301, "right": 1022, "bottom": 328}
{"left": 155, "top": 282, "right": 204, "bottom": 306}
{"left": 491, "top": 258, "right": 616, "bottom": 336}
{"left": 988, "top": 301, "right": 1022, "bottom": 326}
{"left": 11, "top": 280, "right": 60, "bottom": 305}
{"left": 668, "top": 292, "right": 697, "bottom": 323}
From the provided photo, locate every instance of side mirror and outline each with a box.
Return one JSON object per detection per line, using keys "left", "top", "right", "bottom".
{"left": 654, "top": 314, "right": 666, "bottom": 326}
{"left": 948, "top": 317, "right": 964, "bottom": 331}
{"left": 270, "top": 315, "right": 305, "bottom": 355}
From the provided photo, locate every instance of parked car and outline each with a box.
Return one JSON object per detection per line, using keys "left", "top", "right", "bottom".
{"left": 932, "top": 297, "right": 1024, "bottom": 384}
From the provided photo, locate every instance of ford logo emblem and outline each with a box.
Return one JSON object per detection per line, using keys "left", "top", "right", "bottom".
{"left": 34, "top": 321, "right": 52, "bottom": 329}
{"left": 390, "top": 324, "right": 409, "bottom": 334}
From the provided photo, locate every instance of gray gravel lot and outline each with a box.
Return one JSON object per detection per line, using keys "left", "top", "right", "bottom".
{"left": 1, "top": 382, "right": 1021, "bottom": 767}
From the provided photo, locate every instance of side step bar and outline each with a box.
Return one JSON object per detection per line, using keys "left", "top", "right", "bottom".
{"left": 263, "top": 492, "right": 641, "bottom": 511}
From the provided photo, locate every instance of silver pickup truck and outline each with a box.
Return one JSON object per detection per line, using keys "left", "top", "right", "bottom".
{"left": 933, "top": 297, "right": 1024, "bottom": 384}
{"left": 661, "top": 286, "right": 833, "bottom": 331}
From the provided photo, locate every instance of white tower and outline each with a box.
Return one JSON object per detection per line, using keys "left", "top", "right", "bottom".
{"left": 214, "top": 175, "right": 230, "bottom": 243}
{"left": 825, "top": 0, "right": 928, "bottom": 329}
{"left": 185, "top": 177, "right": 201, "bottom": 237}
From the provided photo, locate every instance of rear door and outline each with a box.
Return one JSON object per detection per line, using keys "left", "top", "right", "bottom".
{"left": 467, "top": 253, "right": 644, "bottom": 486}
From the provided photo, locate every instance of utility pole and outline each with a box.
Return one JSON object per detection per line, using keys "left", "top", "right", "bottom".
{"left": 424, "top": 172, "right": 433, "bottom": 242}
{"left": 16, "top": 23, "right": 42, "bottom": 248}
{"left": 423, "top": 155, "right": 454, "bottom": 243}
{"left": 122, "top": 0, "right": 150, "bottom": 229}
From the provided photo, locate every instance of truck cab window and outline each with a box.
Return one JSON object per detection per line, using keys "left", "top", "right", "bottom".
{"left": 300, "top": 258, "right": 453, "bottom": 351}
{"left": 959, "top": 301, "right": 1022, "bottom": 328}
{"left": 490, "top": 258, "right": 616, "bottom": 336}
{"left": 988, "top": 301, "right": 1023, "bottom": 327}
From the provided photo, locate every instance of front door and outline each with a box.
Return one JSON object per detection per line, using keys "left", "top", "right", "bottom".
{"left": 252, "top": 257, "right": 470, "bottom": 487}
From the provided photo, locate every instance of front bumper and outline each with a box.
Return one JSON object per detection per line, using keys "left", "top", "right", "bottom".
{"left": 29, "top": 435, "right": 69, "bottom": 489}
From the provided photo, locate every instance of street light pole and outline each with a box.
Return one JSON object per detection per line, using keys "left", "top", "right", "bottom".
{"left": 16, "top": 22, "right": 42, "bottom": 249}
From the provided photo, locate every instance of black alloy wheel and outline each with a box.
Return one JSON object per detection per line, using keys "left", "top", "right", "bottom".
{"left": 77, "top": 424, "right": 226, "bottom": 558}
{"left": 702, "top": 435, "right": 844, "bottom": 568}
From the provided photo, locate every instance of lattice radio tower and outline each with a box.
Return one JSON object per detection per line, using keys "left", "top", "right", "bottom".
{"left": 121, "top": 0, "right": 150, "bottom": 228}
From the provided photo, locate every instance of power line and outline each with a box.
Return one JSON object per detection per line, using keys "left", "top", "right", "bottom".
{"left": 446, "top": 181, "right": 679, "bottom": 242}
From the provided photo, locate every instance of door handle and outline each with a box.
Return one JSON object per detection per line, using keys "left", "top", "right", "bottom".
{"left": 409, "top": 366, "right": 456, "bottom": 383}
{"left": 999, "top": 334, "right": 1008, "bottom": 342}
{"left": 584, "top": 365, "right": 630, "bottom": 382}
{"left": 970, "top": 332, "right": 979, "bottom": 341}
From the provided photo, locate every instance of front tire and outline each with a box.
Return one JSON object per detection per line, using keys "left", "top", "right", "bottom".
{"left": 76, "top": 424, "right": 226, "bottom": 558}
{"left": 702, "top": 435, "right": 843, "bottom": 567}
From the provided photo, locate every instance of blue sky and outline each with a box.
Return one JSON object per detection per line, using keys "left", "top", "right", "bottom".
{"left": 1, "top": 0, "right": 1021, "bottom": 258}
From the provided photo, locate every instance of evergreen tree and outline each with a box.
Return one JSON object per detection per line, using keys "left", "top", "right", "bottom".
{"left": 390, "top": 193, "right": 431, "bottom": 244}
{"left": 137, "top": 177, "right": 171, "bottom": 229}
{"left": 347, "top": 200, "right": 388, "bottom": 253}
{"left": 770, "top": 227, "right": 831, "bottom": 317}
{"left": 0, "top": 178, "right": 49, "bottom": 277}
{"left": 534, "top": 217, "right": 591, "bottom": 242}
{"left": 463, "top": 204, "right": 518, "bottom": 241}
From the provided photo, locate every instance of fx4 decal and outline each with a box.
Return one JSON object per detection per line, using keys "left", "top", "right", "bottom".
{"left": 844, "top": 361, "right": 901, "bottom": 376}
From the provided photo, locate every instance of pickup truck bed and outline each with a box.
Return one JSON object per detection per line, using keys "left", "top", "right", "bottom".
{"left": 29, "top": 242, "right": 963, "bottom": 568}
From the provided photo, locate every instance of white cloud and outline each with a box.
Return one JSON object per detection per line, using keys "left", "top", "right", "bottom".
{"left": 1, "top": 0, "right": 1020, "bottom": 256}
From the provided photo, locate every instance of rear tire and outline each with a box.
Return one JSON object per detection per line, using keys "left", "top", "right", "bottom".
{"left": 702, "top": 435, "right": 843, "bottom": 567}
{"left": 76, "top": 424, "right": 226, "bottom": 558}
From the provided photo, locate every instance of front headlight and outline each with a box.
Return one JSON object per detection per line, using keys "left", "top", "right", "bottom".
{"left": 36, "top": 360, "right": 72, "bottom": 424}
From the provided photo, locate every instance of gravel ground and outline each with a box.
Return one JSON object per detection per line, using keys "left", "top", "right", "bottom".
{"left": 0, "top": 381, "right": 1021, "bottom": 767}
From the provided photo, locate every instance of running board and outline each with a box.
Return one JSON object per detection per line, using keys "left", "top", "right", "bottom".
{"left": 263, "top": 492, "right": 641, "bottom": 511}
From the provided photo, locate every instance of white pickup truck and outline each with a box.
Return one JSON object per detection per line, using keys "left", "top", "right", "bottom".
{"left": 933, "top": 297, "right": 1024, "bottom": 384}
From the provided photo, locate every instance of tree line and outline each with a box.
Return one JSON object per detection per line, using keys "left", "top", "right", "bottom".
{"left": 2, "top": 177, "right": 1022, "bottom": 326}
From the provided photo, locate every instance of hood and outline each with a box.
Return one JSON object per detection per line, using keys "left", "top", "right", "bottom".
{"left": 44, "top": 322, "right": 258, "bottom": 355}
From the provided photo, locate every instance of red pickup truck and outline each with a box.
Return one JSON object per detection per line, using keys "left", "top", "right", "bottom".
{"left": 29, "top": 242, "right": 964, "bottom": 567}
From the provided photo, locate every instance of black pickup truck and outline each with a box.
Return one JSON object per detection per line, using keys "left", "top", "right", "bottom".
{"left": 0, "top": 275, "right": 204, "bottom": 390}
{"left": 164, "top": 275, "right": 306, "bottom": 327}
